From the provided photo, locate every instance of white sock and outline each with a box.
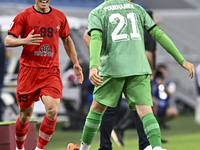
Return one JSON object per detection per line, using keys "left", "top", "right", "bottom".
{"left": 144, "top": 145, "right": 152, "bottom": 150}
{"left": 16, "top": 148, "right": 25, "bottom": 150}
{"left": 153, "top": 146, "right": 162, "bottom": 150}
{"left": 35, "top": 147, "right": 43, "bottom": 150}
{"left": 79, "top": 141, "right": 90, "bottom": 150}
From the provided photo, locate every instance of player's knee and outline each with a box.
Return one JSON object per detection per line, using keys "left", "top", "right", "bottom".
{"left": 46, "top": 108, "right": 58, "bottom": 119}
{"left": 169, "top": 108, "right": 179, "bottom": 118}
{"left": 19, "top": 112, "right": 32, "bottom": 123}
{"left": 173, "top": 110, "right": 179, "bottom": 117}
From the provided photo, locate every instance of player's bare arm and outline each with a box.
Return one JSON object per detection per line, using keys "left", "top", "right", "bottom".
{"left": 4, "top": 29, "right": 43, "bottom": 47}
{"left": 181, "top": 61, "right": 195, "bottom": 79}
{"left": 146, "top": 50, "right": 154, "bottom": 80}
{"left": 83, "top": 30, "right": 90, "bottom": 51}
{"left": 62, "top": 35, "right": 84, "bottom": 84}
{"left": 89, "top": 68, "right": 103, "bottom": 87}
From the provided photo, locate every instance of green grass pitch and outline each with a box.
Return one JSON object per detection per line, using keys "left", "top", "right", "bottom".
{"left": 37, "top": 114, "right": 200, "bottom": 150}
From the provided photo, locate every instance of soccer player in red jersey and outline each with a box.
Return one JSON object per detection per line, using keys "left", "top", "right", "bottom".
{"left": 4, "top": 0, "right": 84, "bottom": 150}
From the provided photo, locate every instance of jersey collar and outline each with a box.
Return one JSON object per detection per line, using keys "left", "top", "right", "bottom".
{"left": 33, "top": 5, "right": 52, "bottom": 14}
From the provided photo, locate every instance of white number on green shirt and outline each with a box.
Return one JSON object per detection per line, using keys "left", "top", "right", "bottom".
{"left": 109, "top": 12, "right": 141, "bottom": 42}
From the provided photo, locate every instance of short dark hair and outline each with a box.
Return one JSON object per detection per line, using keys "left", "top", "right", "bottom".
{"left": 157, "top": 64, "right": 167, "bottom": 71}
{"left": 155, "top": 64, "right": 167, "bottom": 79}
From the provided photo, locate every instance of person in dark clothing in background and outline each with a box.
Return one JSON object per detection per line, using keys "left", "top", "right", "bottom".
{"left": 144, "top": 10, "right": 157, "bottom": 80}
{"left": 152, "top": 64, "right": 178, "bottom": 129}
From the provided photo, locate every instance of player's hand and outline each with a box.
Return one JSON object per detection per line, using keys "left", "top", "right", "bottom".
{"left": 150, "top": 70, "right": 155, "bottom": 81}
{"left": 89, "top": 68, "right": 103, "bottom": 87}
{"left": 24, "top": 29, "right": 43, "bottom": 45}
{"left": 73, "top": 63, "right": 84, "bottom": 84}
{"left": 181, "top": 61, "right": 195, "bottom": 79}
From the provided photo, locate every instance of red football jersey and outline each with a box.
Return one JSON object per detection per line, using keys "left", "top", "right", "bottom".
{"left": 8, "top": 6, "right": 70, "bottom": 68}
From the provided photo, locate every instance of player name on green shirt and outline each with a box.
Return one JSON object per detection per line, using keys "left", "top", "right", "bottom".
{"left": 104, "top": 4, "right": 134, "bottom": 12}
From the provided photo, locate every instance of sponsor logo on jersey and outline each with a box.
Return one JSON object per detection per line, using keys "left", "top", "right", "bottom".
{"left": 56, "top": 24, "right": 60, "bottom": 31}
{"left": 34, "top": 44, "right": 54, "bottom": 57}
{"left": 32, "top": 26, "right": 40, "bottom": 29}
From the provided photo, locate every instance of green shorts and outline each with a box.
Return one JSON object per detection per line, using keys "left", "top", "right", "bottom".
{"left": 93, "top": 74, "right": 153, "bottom": 110}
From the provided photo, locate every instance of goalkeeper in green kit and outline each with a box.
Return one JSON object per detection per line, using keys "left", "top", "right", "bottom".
{"left": 67, "top": 0, "right": 195, "bottom": 150}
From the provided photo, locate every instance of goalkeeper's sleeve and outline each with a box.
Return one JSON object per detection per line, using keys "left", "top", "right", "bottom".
{"left": 149, "top": 26, "right": 185, "bottom": 65}
{"left": 89, "top": 30, "right": 102, "bottom": 69}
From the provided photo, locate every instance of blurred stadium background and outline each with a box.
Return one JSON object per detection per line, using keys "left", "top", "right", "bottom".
{"left": 0, "top": 1, "right": 200, "bottom": 149}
